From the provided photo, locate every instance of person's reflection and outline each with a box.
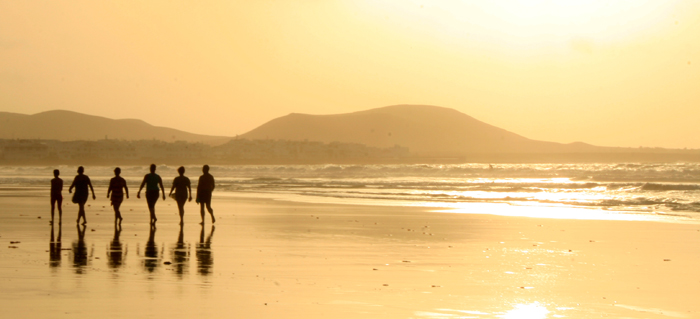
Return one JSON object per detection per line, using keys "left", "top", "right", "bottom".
{"left": 49, "top": 223, "right": 62, "bottom": 269}
{"left": 196, "top": 225, "right": 214, "bottom": 276}
{"left": 72, "top": 224, "right": 88, "bottom": 274}
{"left": 143, "top": 225, "right": 159, "bottom": 273}
{"left": 171, "top": 224, "right": 189, "bottom": 277}
{"left": 107, "top": 224, "right": 126, "bottom": 269}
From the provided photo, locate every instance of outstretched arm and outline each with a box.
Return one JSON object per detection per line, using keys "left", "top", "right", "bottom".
{"left": 159, "top": 177, "right": 165, "bottom": 200}
{"left": 137, "top": 176, "right": 146, "bottom": 198}
{"left": 88, "top": 178, "right": 96, "bottom": 200}
{"left": 169, "top": 179, "right": 175, "bottom": 196}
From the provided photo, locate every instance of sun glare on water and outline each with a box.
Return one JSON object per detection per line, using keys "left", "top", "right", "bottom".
{"left": 498, "top": 302, "right": 550, "bottom": 319}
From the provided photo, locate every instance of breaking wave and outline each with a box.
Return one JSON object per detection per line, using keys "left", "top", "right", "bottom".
{"left": 3, "top": 163, "right": 700, "bottom": 217}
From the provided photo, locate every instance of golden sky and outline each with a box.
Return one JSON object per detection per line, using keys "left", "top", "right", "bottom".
{"left": 1, "top": 1, "right": 698, "bottom": 148}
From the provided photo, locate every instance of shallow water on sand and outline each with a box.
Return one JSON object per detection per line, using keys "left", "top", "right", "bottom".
{"left": 1, "top": 192, "right": 699, "bottom": 318}
{"left": 0, "top": 197, "right": 223, "bottom": 318}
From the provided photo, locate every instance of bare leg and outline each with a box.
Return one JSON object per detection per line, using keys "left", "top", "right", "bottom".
{"left": 148, "top": 201, "right": 157, "bottom": 224}
{"left": 50, "top": 199, "right": 56, "bottom": 223}
{"left": 177, "top": 200, "right": 185, "bottom": 225}
{"left": 205, "top": 201, "right": 215, "bottom": 224}
{"left": 199, "top": 202, "right": 206, "bottom": 225}
{"left": 57, "top": 198, "right": 62, "bottom": 224}
{"left": 77, "top": 202, "right": 87, "bottom": 225}
{"left": 113, "top": 201, "right": 123, "bottom": 223}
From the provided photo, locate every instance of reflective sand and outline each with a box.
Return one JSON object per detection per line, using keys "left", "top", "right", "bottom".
{"left": 1, "top": 192, "right": 699, "bottom": 318}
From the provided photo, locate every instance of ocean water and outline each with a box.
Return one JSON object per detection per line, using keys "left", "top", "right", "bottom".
{"left": 2, "top": 163, "right": 700, "bottom": 222}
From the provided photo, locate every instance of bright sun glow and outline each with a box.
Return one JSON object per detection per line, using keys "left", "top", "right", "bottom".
{"left": 499, "top": 302, "right": 550, "bottom": 319}
{"left": 356, "top": 0, "right": 679, "bottom": 52}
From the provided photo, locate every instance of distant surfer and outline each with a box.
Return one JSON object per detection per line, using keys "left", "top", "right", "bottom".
{"left": 196, "top": 165, "right": 216, "bottom": 225}
{"left": 50, "top": 169, "right": 63, "bottom": 224}
{"left": 107, "top": 167, "right": 129, "bottom": 225}
{"left": 137, "top": 164, "right": 165, "bottom": 225}
{"left": 68, "top": 166, "right": 96, "bottom": 225}
{"left": 169, "top": 166, "right": 192, "bottom": 225}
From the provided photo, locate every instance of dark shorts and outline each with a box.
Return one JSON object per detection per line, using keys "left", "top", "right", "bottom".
{"left": 146, "top": 190, "right": 159, "bottom": 206}
{"left": 111, "top": 194, "right": 124, "bottom": 206}
{"left": 197, "top": 191, "right": 212, "bottom": 204}
{"left": 72, "top": 192, "right": 88, "bottom": 204}
{"left": 51, "top": 194, "right": 62, "bottom": 202}
{"left": 174, "top": 192, "right": 188, "bottom": 205}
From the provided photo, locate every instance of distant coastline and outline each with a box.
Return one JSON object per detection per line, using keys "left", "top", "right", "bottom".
{"left": 1, "top": 138, "right": 699, "bottom": 165}
{"left": 3, "top": 106, "right": 700, "bottom": 164}
{"left": 0, "top": 138, "right": 409, "bottom": 165}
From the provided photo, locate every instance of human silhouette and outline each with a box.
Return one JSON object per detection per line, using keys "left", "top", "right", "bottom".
{"left": 107, "top": 224, "right": 125, "bottom": 269}
{"left": 107, "top": 167, "right": 129, "bottom": 225}
{"left": 196, "top": 225, "right": 214, "bottom": 276}
{"left": 171, "top": 224, "right": 189, "bottom": 277}
{"left": 196, "top": 165, "right": 216, "bottom": 225}
{"left": 49, "top": 223, "right": 62, "bottom": 268}
{"left": 72, "top": 224, "right": 89, "bottom": 274}
{"left": 50, "top": 169, "right": 63, "bottom": 224}
{"left": 169, "top": 166, "right": 192, "bottom": 225}
{"left": 143, "top": 225, "right": 159, "bottom": 273}
{"left": 68, "top": 166, "right": 96, "bottom": 225}
{"left": 137, "top": 164, "right": 165, "bottom": 225}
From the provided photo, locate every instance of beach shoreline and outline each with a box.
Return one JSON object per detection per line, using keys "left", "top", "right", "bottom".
{"left": 1, "top": 191, "right": 699, "bottom": 318}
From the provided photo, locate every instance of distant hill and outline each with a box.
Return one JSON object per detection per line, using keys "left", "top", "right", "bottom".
{"left": 239, "top": 105, "right": 604, "bottom": 156}
{"left": 2, "top": 107, "right": 698, "bottom": 163}
{"left": 0, "top": 110, "right": 231, "bottom": 145}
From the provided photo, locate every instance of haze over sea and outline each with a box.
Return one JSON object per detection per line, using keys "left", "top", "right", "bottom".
{"left": 4, "top": 162, "right": 700, "bottom": 223}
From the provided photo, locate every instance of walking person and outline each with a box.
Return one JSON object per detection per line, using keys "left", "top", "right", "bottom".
{"left": 137, "top": 164, "right": 165, "bottom": 225}
{"left": 169, "top": 166, "right": 192, "bottom": 225}
{"left": 196, "top": 165, "right": 216, "bottom": 224}
{"left": 50, "top": 169, "right": 63, "bottom": 224}
{"left": 68, "top": 166, "right": 96, "bottom": 225}
{"left": 107, "top": 167, "right": 129, "bottom": 225}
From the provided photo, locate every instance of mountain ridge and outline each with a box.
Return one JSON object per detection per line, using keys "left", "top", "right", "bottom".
{"left": 239, "top": 104, "right": 604, "bottom": 156}
{"left": 0, "top": 110, "right": 231, "bottom": 145}
{"left": 1, "top": 106, "right": 686, "bottom": 160}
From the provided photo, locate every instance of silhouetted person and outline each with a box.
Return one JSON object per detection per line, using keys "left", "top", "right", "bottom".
{"left": 196, "top": 225, "right": 215, "bottom": 276}
{"left": 171, "top": 224, "right": 189, "bottom": 277}
{"left": 107, "top": 167, "right": 129, "bottom": 225}
{"left": 137, "top": 164, "right": 165, "bottom": 224}
{"left": 50, "top": 169, "right": 63, "bottom": 224}
{"left": 169, "top": 166, "right": 192, "bottom": 225}
{"left": 143, "top": 225, "right": 159, "bottom": 273}
{"left": 196, "top": 165, "right": 216, "bottom": 224}
{"left": 72, "top": 224, "right": 88, "bottom": 274}
{"left": 49, "top": 223, "right": 62, "bottom": 268}
{"left": 107, "top": 224, "right": 125, "bottom": 269}
{"left": 68, "top": 166, "right": 96, "bottom": 225}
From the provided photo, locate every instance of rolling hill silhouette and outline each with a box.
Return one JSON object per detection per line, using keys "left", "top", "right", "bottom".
{"left": 239, "top": 105, "right": 601, "bottom": 156}
{"left": 0, "top": 110, "right": 230, "bottom": 145}
{"left": 3, "top": 106, "right": 696, "bottom": 162}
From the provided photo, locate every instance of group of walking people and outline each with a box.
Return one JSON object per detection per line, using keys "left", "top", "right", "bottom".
{"left": 50, "top": 164, "right": 216, "bottom": 226}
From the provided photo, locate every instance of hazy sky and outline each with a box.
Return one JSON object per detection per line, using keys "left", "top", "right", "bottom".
{"left": 1, "top": 1, "right": 698, "bottom": 148}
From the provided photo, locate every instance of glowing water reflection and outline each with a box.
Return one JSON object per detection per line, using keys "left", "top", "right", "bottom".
{"left": 415, "top": 303, "right": 553, "bottom": 319}
{"left": 498, "top": 303, "right": 550, "bottom": 319}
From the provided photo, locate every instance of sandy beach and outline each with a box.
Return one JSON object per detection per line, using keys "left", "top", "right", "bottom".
{"left": 1, "top": 188, "right": 699, "bottom": 319}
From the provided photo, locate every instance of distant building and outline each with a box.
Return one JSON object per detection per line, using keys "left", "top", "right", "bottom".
{"left": 2, "top": 140, "right": 50, "bottom": 161}
{"left": 0, "top": 138, "right": 409, "bottom": 164}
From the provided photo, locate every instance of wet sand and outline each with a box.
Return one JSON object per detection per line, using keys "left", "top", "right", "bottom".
{"left": 1, "top": 191, "right": 699, "bottom": 318}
